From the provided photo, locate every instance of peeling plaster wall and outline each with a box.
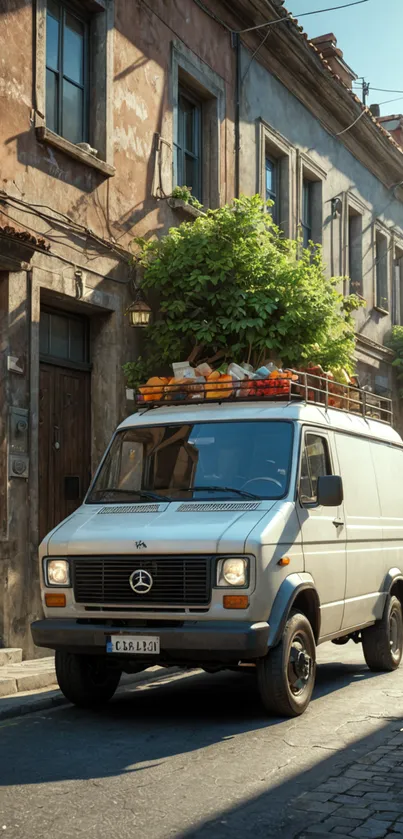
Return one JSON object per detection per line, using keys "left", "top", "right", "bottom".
{"left": 0, "top": 0, "right": 236, "bottom": 653}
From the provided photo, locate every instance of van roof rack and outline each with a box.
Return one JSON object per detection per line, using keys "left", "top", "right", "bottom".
{"left": 135, "top": 369, "right": 393, "bottom": 426}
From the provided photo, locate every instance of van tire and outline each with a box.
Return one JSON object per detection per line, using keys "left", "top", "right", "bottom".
{"left": 256, "top": 610, "right": 316, "bottom": 717}
{"left": 362, "top": 595, "right": 403, "bottom": 672}
{"left": 55, "top": 651, "right": 121, "bottom": 708}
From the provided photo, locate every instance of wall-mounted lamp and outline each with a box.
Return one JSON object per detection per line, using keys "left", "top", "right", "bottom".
{"left": 331, "top": 196, "right": 343, "bottom": 217}
{"left": 127, "top": 295, "right": 152, "bottom": 328}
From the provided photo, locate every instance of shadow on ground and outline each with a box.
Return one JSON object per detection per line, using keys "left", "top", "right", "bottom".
{"left": 0, "top": 654, "right": 400, "bottom": 838}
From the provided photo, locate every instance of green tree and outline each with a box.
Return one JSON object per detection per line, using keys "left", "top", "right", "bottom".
{"left": 124, "top": 195, "right": 362, "bottom": 388}
{"left": 385, "top": 326, "right": 403, "bottom": 395}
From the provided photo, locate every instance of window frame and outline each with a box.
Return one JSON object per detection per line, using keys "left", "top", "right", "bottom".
{"left": 375, "top": 226, "right": 390, "bottom": 314}
{"left": 171, "top": 41, "right": 225, "bottom": 210}
{"left": 175, "top": 85, "right": 203, "bottom": 203}
{"left": 34, "top": 0, "right": 115, "bottom": 176}
{"left": 297, "top": 153, "right": 326, "bottom": 250}
{"left": 45, "top": 0, "right": 90, "bottom": 145}
{"left": 347, "top": 207, "right": 363, "bottom": 297}
{"left": 298, "top": 430, "right": 333, "bottom": 508}
{"left": 265, "top": 154, "right": 279, "bottom": 223}
{"left": 259, "top": 121, "right": 295, "bottom": 238}
{"left": 39, "top": 306, "right": 91, "bottom": 371}
{"left": 392, "top": 241, "right": 403, "bottom": 326}
{"left": 301, "top": 179, "right": 313, "bottom": 249}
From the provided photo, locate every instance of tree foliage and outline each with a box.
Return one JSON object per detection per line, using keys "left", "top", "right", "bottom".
{"left": 124, "top": 195, "right": 362, "bottom": 388}
{"left": 385, "top": 326, "right": 403, "bottom": 395}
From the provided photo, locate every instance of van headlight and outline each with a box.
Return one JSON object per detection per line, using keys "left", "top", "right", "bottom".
{"left": 217, "top": 557, "right": 249, "bottom": 587}
{"left": 45, "top": 559, "right": 70, "bottom": 587}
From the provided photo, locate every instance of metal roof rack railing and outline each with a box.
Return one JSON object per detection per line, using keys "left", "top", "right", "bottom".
{"left": 135, "top": 369, "right": 393, "bottom": 426}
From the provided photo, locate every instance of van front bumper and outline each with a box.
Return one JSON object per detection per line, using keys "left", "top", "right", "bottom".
{"left": 31, "top": 619, "right": 270, "bottom": 663}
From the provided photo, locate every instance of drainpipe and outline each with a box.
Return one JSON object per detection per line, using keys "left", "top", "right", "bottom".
{"left": 233, "top": 33, "right": 241, "bottom": 198}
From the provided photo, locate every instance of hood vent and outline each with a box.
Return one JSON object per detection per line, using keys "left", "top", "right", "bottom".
{"left": 177, "top": 502, "right": 261, "bottom": 513}
{"left": 98, "top": 504, "right": 161, "bottom": 515}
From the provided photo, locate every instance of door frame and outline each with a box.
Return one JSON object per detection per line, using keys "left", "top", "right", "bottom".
{"left": 39, "top": 306, "right": 92, "bottom": 540}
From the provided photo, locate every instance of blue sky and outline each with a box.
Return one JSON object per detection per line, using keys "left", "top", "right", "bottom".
{"left": 286, "top": 0, "right": 403, "bottom": 115}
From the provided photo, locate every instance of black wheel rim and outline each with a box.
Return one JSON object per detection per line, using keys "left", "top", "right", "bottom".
{"left": 287, "top": 632, "right": 313, "bottom": 696}
{"left": 390, "top": 608, "right": 403, "bottom": 662}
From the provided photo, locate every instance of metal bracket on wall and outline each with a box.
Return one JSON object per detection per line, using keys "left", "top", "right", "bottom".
{"left": 8, "top": 407, "right": 29, "bottom": 479}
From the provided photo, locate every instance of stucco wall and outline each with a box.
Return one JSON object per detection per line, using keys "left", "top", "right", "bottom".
{"left": 0, "top": 0, "right": 236, "bottom": 653}
{"left": 239, "top": 46, "right": 403, "bottom": 351}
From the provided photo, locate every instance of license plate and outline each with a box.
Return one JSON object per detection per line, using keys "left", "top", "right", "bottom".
{"left": 106, "top": 635, "right": 160, "bottom": 654}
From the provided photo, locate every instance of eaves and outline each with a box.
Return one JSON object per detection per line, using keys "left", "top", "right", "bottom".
{"left": 220, "top": 0, "right": 403, "bottom": 190}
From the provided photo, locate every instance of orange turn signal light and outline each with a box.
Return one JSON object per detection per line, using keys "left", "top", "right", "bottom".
{"left": 223, "top": 595, "right": 249, "bottom": 610}
{"left": 278, "top": 557, "right": 291, "bottom": 567}
{"left": 45, "top": 593, "right": 66, "bottom": 608}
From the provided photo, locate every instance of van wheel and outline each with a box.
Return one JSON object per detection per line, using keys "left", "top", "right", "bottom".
{"left": 55, "top": 651, "right": 121, "bottom": 709}
{"left": 256, "top": 610, "right": 316, "bottom": 717}
{"left": 362, "top": 595, "right": 403, "bottom": 672}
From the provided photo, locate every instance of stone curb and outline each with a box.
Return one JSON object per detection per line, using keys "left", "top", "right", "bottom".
{"left": 0, "top": 666, "right": 182, "bottom": 722}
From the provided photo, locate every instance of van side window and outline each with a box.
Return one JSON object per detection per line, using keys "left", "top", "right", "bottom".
{"left": 300, "top": 434, "right": 332, "bottom": 504}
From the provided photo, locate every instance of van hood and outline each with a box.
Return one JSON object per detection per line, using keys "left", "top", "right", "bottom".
{"left": 46, "top": 500, "right": 276, "bottom": 556}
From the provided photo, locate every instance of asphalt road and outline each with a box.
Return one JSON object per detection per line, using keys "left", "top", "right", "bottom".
{"left": 1, "top": 643, "right": 403, "bottom": 839}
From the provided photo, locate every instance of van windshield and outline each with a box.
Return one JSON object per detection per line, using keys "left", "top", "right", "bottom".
{"left": 87, "top": 421, "right": 294, "bottom": 503}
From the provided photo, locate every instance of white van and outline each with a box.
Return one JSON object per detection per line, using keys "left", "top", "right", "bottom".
{"left": 31, "top": 379, "right": 403, "bottom": 717}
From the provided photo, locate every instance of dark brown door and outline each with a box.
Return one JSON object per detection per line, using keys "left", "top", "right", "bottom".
{"left": 39, "top": 363, "right": 91, "bottom": 541}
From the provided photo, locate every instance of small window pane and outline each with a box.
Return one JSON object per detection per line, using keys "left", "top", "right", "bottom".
{"left": 64, "top": 13, "right": 84, "bottom": 85}
{"left": 300, "top": 434, "right": 331, "bottom": 504}
{"left": 376, "top": 232, "right": 389, "bottom": 310}
{"left": 185, "top": 154, "right": 198, "bottom": 194}
{"left": 62, "top": 80, "right": 84, "bottom": 144}
{"left": 46, "top": 6, "right": 60, "bottom": 71}
{"left": 265, "top": 158, "right": 276, "bottom": 197}
{"left": 39, "top": 312, "right": 50, "bottom": 356}
{"left": 184, "top": 107, "right": 196, "bottom": 153}
{"left": 46, "top": 69, "right": 58, "bottom": 133}
{"left": 50, "top": 313, "right": 69, "bottom": 359}
{"left": 69, "top": 319, "right": 86, "bottom": 363}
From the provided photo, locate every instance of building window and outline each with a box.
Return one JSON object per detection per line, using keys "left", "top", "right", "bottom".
{"left": 348, "top": 209, "right": 363, "bottom": 296}
{"left": 175, "top": 88, "right": 202, "bottom": 202}
{"left": 46, "top": 0, "right": 89, "bottom": 145}
{"left": 375, "top": 230, "right": 389, "bottom": 311}
{"left": 301, "top": 180, "right": 313, "bottom": 248}
{"left": 265, "top": 156, "right": 278, "bottom": 222}
{"left": 393, "top": 247, "right": 403, "bottom": 325}
{"left": 40, "top": 309, "right": 89, "bottom": 367}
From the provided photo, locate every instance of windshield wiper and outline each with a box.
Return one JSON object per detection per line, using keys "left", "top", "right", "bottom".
{"left": 91, "top": 489, "right": 171, "bottom": 502}
{"left": 190, "top": 486, "right": 260, "bottom": 499}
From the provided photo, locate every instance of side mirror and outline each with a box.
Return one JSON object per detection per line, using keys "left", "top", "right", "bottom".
{"left": 317, "top": 475, "right": 343, "bottom": 507}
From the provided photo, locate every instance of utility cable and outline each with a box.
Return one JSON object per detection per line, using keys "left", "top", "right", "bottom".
{"left": 192, "top": 0, "right": 370, "bottom": 35}
{"left": 353, "top": 86, "right": 403, "bottom": 94}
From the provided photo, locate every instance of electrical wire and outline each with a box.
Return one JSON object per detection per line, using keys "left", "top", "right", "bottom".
{"left": 0, "top": 190, "right": 131, "bottom": 262}
{"left": 353, "top": 86, "right": 403, "bottom": 94}
{"left": 335, "top": 108, "right": 367, "bottom": 135}
{"left": 193, "top": 0, "right": 370, "bottom": 35}
{"left": 236, "top": 0, "right": 370, "bottom": 34}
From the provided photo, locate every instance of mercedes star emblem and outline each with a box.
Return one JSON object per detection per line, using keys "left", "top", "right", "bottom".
{"left": 129, "top": 569, "right": 153, "bottom": 594}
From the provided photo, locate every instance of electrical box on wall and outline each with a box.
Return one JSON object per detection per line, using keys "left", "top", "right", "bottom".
{"left": 9, "top": 407, "right": 29, "bottom": 479}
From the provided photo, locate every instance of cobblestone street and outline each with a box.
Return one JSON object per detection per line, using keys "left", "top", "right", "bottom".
{"left": 295, "top": 728, "right": 403, "bottom": 839}
{"left": 1, "top": 642, "right": 403, "bottom": 839}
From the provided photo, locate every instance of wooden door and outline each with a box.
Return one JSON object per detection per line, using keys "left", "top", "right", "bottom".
{"left": 39, "top": 363, "right": 91, "bottom": 541}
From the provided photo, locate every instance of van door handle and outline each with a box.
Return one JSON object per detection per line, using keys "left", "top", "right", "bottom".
{"left": 333, "top": 518, "right": 344, "bottom": 528}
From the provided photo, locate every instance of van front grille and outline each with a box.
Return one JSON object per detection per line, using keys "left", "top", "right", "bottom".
{"left": 72, "top": 556, "right": 212, "bottom": 606}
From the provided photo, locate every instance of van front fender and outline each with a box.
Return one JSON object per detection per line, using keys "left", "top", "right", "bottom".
{"left": 267, "top": 573, "right": 320, "bottom": 648}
